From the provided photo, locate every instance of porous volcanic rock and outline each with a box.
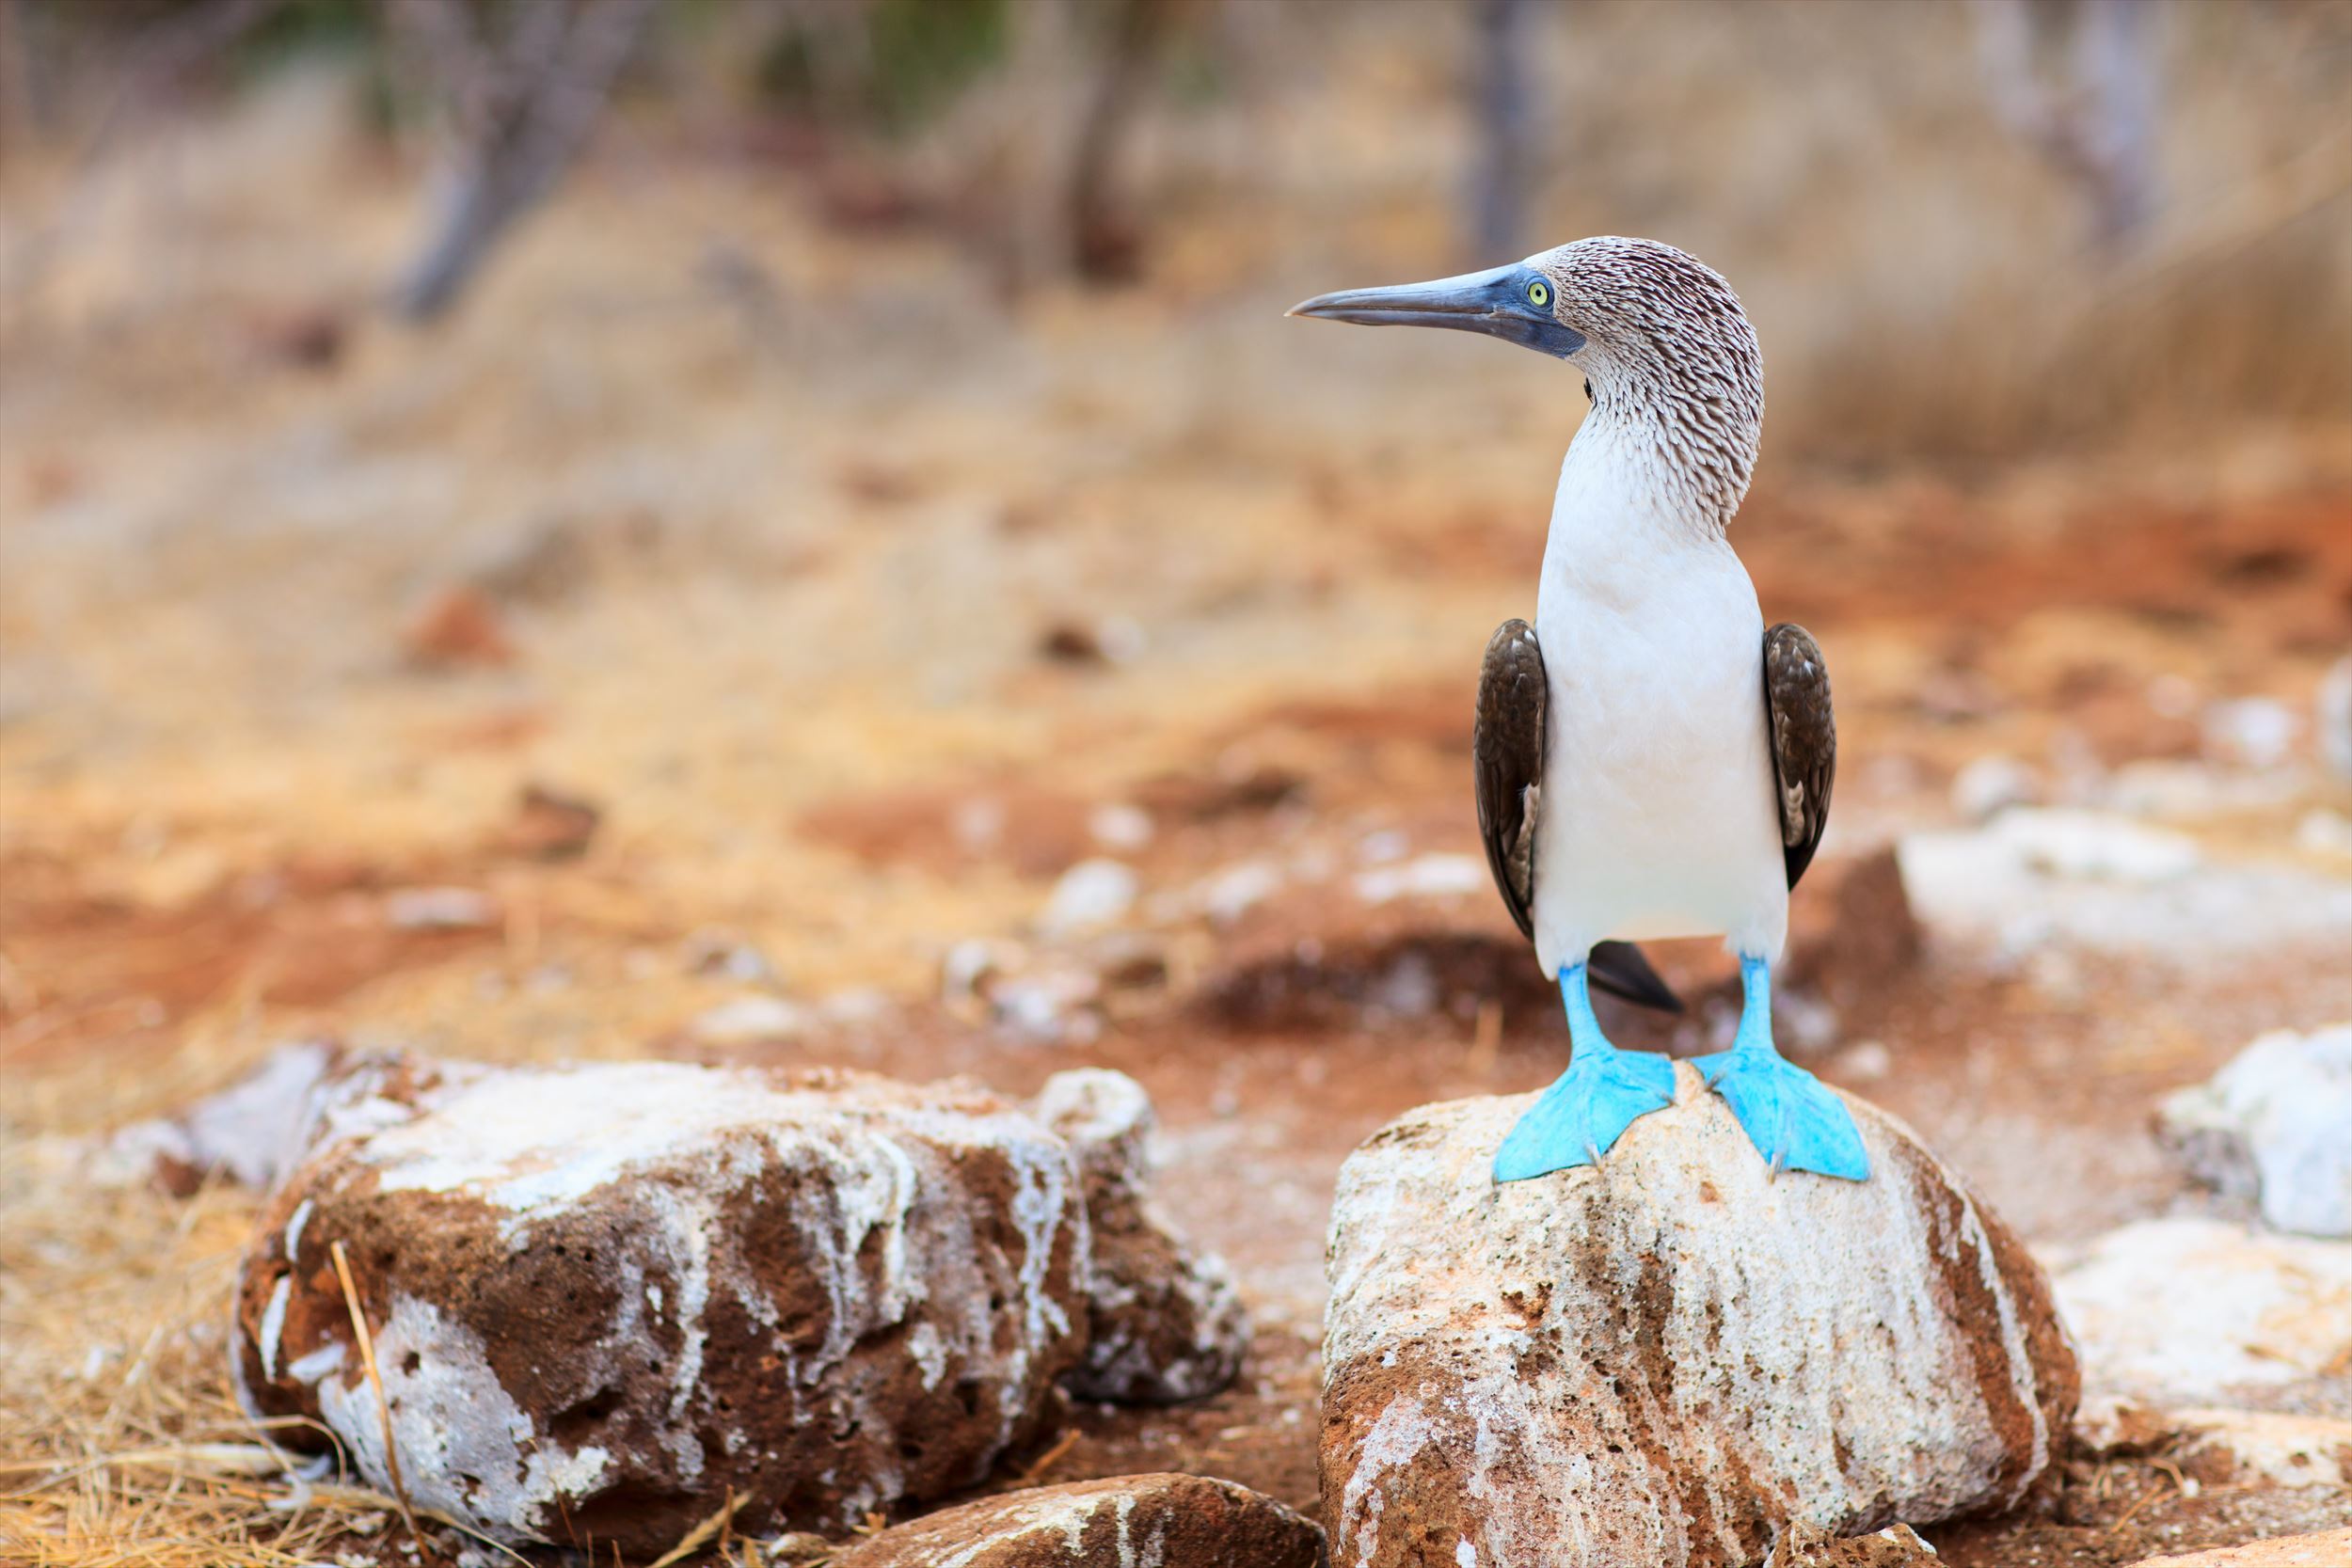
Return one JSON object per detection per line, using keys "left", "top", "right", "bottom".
{"left": 1321, "top": 1065, "right": 2077, "bottom": 1568}
{"left": 1033, "top": 1069, "right": 1248, "bottom": 1403}
{"left": 233, "top": 1059, "right": 1122, "bottom": 1552}
{"left": 828, "top": 1473, "right": 1327, "bottom": 1568}
{"left": 1763, "top": 1523, "right": 1940, "bottom": 1566}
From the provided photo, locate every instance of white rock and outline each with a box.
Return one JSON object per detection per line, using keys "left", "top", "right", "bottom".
{"left": 1321, "top": 1069, "right": 2077, "bottom": 1567}
{"left": 2202, "top": 697, "right": 2301, "bottom": 770}
{"left": 1353, "top": 852, "right": 1485, "bottom": 905}
{"left": 384, "top": 886, "right": 499, "bottom": 930}
{"left": 1041, "top": 858, "right": 1137, "bottom": 935}
{"left": 1196, "top": 861, "right": 1282, "bottom": 927}
{"left": 2159, "top": 1024, "right": 2352, "bottom": 1237}
{"left": 1087, "top": 802, "right": 1153, "bottom": 851}
{"left": 2045, "top": 1217, "right": 2352, "bottom": 1402}
{"left": 1994, "top": 808, "right": 2201, "bottom": 881}
{"left": 1950, "top": 754, "right": 2041, "bottom": 821}
{"left": 2102, "top": 760, "right": 2300, "bottom": 820}
{"left": 2320, "top": 657, "right": 2352, "bottom": 783}
{"left": 687, "top": 993, "right": 811, "bottom": 1044}
{"left": 1899, "top": 816, "right": 2351, "bottom": 964}
{"left": 2296, "top": 808, "right": 2352, "bottom": 859}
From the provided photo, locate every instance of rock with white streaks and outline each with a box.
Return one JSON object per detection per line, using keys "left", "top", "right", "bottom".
{"left": 1320, "top": 1066, "right": 2077, "bottom": 1568}
{"left": 1033, "top": 1069, "right": 1248, "bottom": 1404}
{"left": 827, "top": 1473, "right": 1326, "bottom": 1568}
{"left": 231, "top": 1058, "right": 1237, "bottom": 1553}
{"left": 2158, "top": 1024, "right": 2352, "bottom": 1238}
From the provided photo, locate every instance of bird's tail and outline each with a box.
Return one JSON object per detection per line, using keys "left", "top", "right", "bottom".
{"left": 1588, "top": 940, "right": 1682, "bottom": 1013}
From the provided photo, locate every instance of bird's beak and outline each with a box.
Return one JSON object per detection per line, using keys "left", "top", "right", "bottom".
{"left": 1286, "top": 263, "right": 1585, "bottom": 358}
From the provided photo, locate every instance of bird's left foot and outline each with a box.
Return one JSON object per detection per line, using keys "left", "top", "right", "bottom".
{"left": 1695, "top": 1045, "right": 1869, "bottom": 1180}
{"left": 1697, "top": 954, "right": 1870, "bottom": 1181}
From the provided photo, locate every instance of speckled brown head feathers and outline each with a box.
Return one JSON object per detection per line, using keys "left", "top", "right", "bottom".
{"left": 1531, "top": 236, "right": 1765, "bottom": 531}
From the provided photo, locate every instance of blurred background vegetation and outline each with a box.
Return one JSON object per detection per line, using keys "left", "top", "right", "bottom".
{"left": 3, "top": 0, "right": 2347, "bottom": 460}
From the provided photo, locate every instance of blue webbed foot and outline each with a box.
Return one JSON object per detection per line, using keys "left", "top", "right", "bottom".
{"left": 1493, "top": 960, "right": 1677, "bottom": 1182}
{"left": 1494, "top": 1047, "right": 1677, "bottom": 1181}
{"left": 1697, "top": 956, "right": 1870, "bottom": 1181}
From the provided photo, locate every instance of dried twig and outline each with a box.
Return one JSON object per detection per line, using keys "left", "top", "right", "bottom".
{"left": 647, "top": 1487, "right": 743, "bottom": 1568}
{"left": 329, "top": 1239, "right": 438, "bottom": 1568}
{"left": 1014, "top": 1426, "right": 1081, "bottom": 1487}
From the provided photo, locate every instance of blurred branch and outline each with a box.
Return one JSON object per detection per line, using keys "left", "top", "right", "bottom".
{"left": 1466, "top": 0, "right": 1532, "bottom": 259}
{"left": 386, "top": 0, "right": 661, "bottom": 324}
{"left": 1973, "top": 0, "right": 2161, "bottom": 248}
{"left": 1067, "top": 0, "right": 1167, "bottom": 281}
{"left": 0, "top": 0, "right": 292, "bottom": 327}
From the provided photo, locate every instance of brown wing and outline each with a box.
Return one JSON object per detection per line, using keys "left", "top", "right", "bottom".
{"left": 1763, "top": 623, "right": 1836, "bottom": 890}
{"left": 1475, "top": 620, "right": 1681, "bottom": 1011}
{"left": 1474, "top": 619, "right": 1545, "bottom": 940}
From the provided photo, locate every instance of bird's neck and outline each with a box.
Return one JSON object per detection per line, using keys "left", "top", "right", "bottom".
{"left": 1539, "top": 397, "right": 1755, "bottom": 605}
{"left": 1547, "top": 388, "right": 1756, "bottom": 549}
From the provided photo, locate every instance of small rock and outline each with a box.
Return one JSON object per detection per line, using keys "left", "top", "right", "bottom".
{"left": 1037, "top": 621, "right": 1105, "bottom": 665}
{"left": 991, "top": 966, "right": 1104, "bottom": 1045}
{"left": 496, "top": 784, "right": 599, "bottom": 861}
{"left": 1321, "top": 1069, "right": 2076, "bottom": 1567}
{"left": 2046, "top": 1217, "right": 2352, "bottom": 1402}
{"left": 1765, "top": 1522, "right": 1941, "bottom": 1566}
{"left": 1087, "top": 802, "right": 1153, "bottom": 851}
{"left": 1951, "top": 754, "right": 2040, "bottom": 821}
{"left": 384, "top": 887, "right": 499, "bottom": 931}
{"left": 1353, "top": 852, "right": 1484, "bottom": 905}
{"left": 236, "top": 1062, "right": 1091, "bottom": 1551}
{"left": 1833, "top": 1039, "right": 1894, "bottom": 1084}
{"left": 2119, "top": 1528, "right": 2352, "bottom": 1567}
{"left": 2296, "top": 809, "right": 2352, "bottom": 859}
{"left": 682, "top": 930, "right": 778, "bottom": 985}
{"left": 2169, "top": 1407, "right": 2352, "bottom": 1491}
{"left": 2158, "top": 1024, "right": 2352, "bottom": 1237}
{"left": 1040, "top": 859, "right": 1137, "bottom": 935}
{"left": 2201, "top": 697, "right": 2300, "bottom": 770}
{"left": 402, "top": 586, "right": 516, "bottom": 669}
{"left": 1032, "top": 1069, "right": 1248, "bottom": 1404}
{"left": 687, "top": 993, "right": 811, "bottom": 1044}
{"left": 1195, "top": 862, "right": 1282, "bottom": 927}
{"left": 827, "top": 1473, "right": 1324, "bottom": 1568}
{"left": 2319, "top": 657, "right": 2352, "bottom": 783}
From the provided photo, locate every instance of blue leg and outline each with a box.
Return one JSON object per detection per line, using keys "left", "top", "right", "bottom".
{"left": 1694, "top": 956, "right": 1870, "bottom": 1181}
{"left": 1493, "top": 961, "right": 1678, "bottom": 1182}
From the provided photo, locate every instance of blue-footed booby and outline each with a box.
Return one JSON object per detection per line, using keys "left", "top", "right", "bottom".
{"left": 1291, "top": 236, "right": 1867, "bottom": 1183}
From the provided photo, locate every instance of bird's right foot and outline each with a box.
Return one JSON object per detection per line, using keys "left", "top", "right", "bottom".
{"left": 1493, "top": 1037, "right": 1677, "bottom": 1184}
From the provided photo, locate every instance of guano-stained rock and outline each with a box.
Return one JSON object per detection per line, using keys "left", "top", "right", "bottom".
{"left": 232, "top": 1058, "right": 1237, "bottom": 1552}
{"left": 1321, "top": 1066, "right": 2076, "bottom": 1568}
{"left": 1034, "top": 1069, "right": 1249, "bottom": 1403}
{"left": 827, "top": 1473, "right": 1327, "bottom": 1568}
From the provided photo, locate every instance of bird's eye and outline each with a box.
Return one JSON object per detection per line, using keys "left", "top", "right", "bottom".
{"left": 1526, "top": 279, "right": 1551, "bottom": 309}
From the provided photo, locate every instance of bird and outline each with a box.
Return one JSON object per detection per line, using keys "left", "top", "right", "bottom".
{"left": 1290, "top": 236, "right": 1867, "bottom": 1184}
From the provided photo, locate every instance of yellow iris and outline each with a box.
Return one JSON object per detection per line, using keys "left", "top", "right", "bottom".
{"left": 1527, "top": 279, "right": 1550, "bottom": 308}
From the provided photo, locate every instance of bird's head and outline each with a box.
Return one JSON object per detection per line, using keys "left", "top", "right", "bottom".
{"left": 1289, "top": 235, "right": 1764, "bottom": 523}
